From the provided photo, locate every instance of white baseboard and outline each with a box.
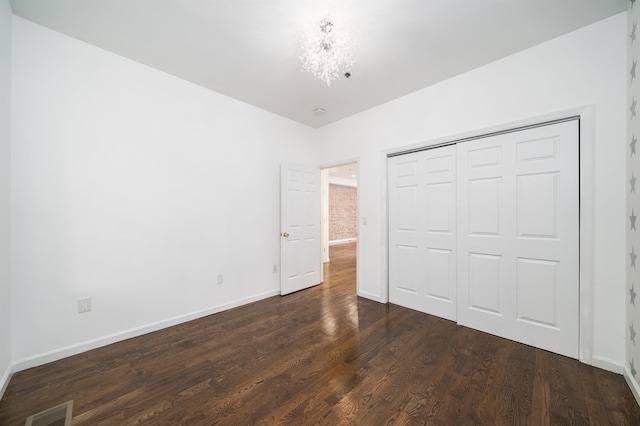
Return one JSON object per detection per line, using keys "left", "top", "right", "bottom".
{"left": 591, "top": 355, "right": 624, "bottom": 374}
{"left": 624, "top": 366, "right": 640, "bottom": 407}
{"left": 13, "top": 289, "right": 280, "bottom": 373}
{"left": 329, "top": 238, "right": 357, "bottom": 246}
{"left": 0, "top": 361, "right": 13, "bottom": 402}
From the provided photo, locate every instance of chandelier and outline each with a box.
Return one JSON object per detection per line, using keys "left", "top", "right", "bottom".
{"left": 299, "top": 17, "right": 355, "bottom": 86}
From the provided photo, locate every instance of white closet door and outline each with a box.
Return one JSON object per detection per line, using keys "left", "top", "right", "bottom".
{"left": 389, "top": 145, "right": 457, "bottom": 320}
{"left": 456, "top": 120, "right": 579, "bottom": 358}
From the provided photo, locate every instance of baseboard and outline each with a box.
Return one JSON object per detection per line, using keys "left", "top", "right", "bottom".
{"left": 624, "top": 366, "right": 640, "bottom": 407}
{"left": 13, "top": 289, "right": 280, "bottom": 373}
{"left": 591, "top": 355, "right": 625, "bottom": 374}
{"left": 329, "top": 238, "right": 357, "bottom": 246}
{"left": 0, "top": 361, "right": 13, "bottom": 402}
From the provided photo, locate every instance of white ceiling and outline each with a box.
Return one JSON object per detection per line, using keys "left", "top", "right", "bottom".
{"left": 328, "top": 162, "right": 358, "bottom": 181}
{"left": 9, "top": 0, "right": 628, "bottom": 128}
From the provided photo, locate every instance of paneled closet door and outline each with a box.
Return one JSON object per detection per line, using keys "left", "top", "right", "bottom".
{"left": 389, "top": 145, "right": 457, "bottom": 321}
{"left": 456, "top": 120, "right": 579, "bottom": 358}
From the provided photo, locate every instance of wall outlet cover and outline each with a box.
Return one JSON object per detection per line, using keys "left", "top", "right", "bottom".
{"left": 77, "top": 298, "right": 92, "bottom": 313}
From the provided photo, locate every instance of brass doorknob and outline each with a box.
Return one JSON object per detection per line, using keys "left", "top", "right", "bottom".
{"left": 282, "top": 232, "right": 290, "bottom": 237}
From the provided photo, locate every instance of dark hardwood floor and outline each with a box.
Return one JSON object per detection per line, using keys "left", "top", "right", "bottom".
{"left": 1, "top": 242, "right": 640, "bottom": 425}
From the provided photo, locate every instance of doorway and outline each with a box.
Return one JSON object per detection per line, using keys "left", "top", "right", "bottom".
{"left": 321, "top": 162, "right": 358, "bottom": 287}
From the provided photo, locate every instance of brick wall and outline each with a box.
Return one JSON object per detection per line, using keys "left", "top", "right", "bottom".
{"left": 329, "top": 184, "right": 357, "bottom": 241}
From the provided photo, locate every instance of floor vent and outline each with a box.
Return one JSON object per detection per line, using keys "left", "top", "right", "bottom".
{"left": 25, "top": 400, "right": 73, "bottom": 426}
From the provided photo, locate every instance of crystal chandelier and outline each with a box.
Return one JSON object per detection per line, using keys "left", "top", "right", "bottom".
{"left": 299, "top": 17, "right": 355, "bottom": 86}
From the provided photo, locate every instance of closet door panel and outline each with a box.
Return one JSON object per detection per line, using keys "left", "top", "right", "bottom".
{"left": 457, "top": 120, "right": 579, "bottom": 359}
{"left": 389, "top": 145, "right": 456, "bottom": 320}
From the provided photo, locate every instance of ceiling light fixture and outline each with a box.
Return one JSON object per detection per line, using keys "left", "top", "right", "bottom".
{"left": 299, "top": 17, "right": 354, "bottom": 86}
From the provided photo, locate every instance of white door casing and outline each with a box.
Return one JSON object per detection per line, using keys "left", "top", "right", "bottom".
{"left": 387, "top": 119, "right": 579, "bottom": 358}
{"left": 280, "top": 163, "right": 321, "bottom": 295}
{"left": 389, "top": 145, "right": 457, "bottom": 320}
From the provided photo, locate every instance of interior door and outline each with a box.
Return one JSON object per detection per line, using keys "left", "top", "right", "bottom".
{"left": 280, "top": 163, "right": 321, "bottom": 295}
{"left": 388, "top": 145, "right": 457, "bottom": 320}
{"left": 456, "top": 120, "right": 579, "bottom": 358}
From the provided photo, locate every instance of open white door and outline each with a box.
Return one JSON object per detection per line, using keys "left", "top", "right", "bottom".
{"left": 280, "top": 163, "right": 321, "bottom": 295}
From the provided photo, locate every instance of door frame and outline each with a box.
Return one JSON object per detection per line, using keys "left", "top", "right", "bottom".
{"left": 382, "top": 105, "right": 595, "bottom": 365}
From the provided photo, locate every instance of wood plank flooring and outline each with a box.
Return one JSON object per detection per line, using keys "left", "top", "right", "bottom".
{"left": 1, "top": 242, "right": 640, "bottom": 425}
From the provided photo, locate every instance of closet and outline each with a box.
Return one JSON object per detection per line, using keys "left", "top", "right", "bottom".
{"left": 388, "top": 119, "right": 579, "bottom": 358}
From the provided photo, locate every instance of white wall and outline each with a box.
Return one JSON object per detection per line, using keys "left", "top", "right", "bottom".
{"left": 318, "top": 14, "right": 627, "bottom": 368}
{"left": 10, "top": 16, "right": 319, "bottom": 367}
{"left": 0, "top": 0, "right": 12, "bottom": 397}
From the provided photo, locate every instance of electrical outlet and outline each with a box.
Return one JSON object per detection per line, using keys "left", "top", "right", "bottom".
{"left": 273, "top": 264, "right": 278, "bottom": 273}
{"left": 77, "top": 297, "right": 92, "bottom": 313}
{"left": 217, "top": 274, "right": 224, "bottom": 285}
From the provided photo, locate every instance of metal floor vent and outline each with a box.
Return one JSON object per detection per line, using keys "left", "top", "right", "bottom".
{"left": 25, "top": 400, "right": 73, "bottom": 426}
